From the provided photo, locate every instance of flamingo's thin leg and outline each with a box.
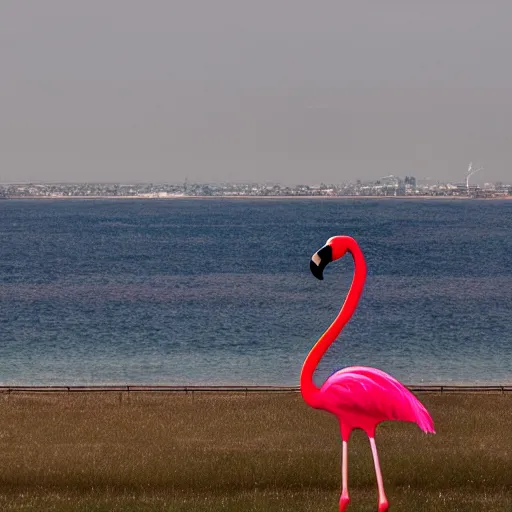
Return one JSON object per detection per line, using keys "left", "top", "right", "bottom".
{"left": 369, "top": 437, "right": 389, "bottom": 512}
{"left": 339, "top": 440, "right": 350, "bottom": 512}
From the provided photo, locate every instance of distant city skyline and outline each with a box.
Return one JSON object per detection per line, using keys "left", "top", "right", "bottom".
{"left": 3, "top": 174, "right": 510, "bottom": 200}
{"left": 0, "top": 171, "right": 507, "bottom": 187}
{"left": 2, "top": 2, "right": 512, "bottom": 184}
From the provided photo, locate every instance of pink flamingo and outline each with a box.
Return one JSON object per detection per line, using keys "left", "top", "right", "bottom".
{"left": 302, "top": 235, "right": 435, "bottom": 512}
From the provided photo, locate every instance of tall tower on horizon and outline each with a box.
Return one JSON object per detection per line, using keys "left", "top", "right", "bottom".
{"left": 465, "top": 162, "right": 484, "bottom": 195}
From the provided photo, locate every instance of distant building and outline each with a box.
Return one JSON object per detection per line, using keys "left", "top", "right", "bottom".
{"left": 404, "top": 176, "right": 416, "bottom": 188}
{"left": 404, "top": 176, "right": 417, "bottom": 194}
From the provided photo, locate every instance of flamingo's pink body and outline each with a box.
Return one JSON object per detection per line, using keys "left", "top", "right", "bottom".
{"left": 301, "top": 235, "right": 435, "bottom": 512}
{"left": 320, "top": 366, "right": 435, "bottom": 441}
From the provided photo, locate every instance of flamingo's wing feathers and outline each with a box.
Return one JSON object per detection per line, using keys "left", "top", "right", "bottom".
{"left": 320, "top": 367, "right": 435, "bottom": 433}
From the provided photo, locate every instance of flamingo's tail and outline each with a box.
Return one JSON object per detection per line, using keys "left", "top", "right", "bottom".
{"left": 411, "top": 398, "right": 436, "bottom": 434}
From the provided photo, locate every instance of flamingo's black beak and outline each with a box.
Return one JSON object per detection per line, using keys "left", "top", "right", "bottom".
{"left": 310, "top": 244, "right": 333, "bottom": 280}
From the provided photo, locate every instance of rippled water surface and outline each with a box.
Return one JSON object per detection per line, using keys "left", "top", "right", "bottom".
{"left": 1, "top": 198, "right": 511, "bottom": 385}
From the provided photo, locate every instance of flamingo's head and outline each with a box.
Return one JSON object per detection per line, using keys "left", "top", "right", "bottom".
{"left": 310, "top": 236, "right": 350, "bottom": 280}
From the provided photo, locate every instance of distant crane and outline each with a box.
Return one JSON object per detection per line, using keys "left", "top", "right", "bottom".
{"left": 465, "top": 162, "right": 484, "bottom": 194}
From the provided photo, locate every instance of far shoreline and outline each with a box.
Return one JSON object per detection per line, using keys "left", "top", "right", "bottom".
{"left": 5, "top": 194, "right": 512, "bottom": 201}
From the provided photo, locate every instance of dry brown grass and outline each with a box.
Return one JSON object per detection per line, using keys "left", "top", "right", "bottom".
{"left": 0, "top": 391, "right": 510, "bottom": 511}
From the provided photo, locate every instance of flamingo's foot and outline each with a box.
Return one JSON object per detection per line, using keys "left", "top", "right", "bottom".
{"left": 339, "top": 495, "right": 350, "bottom": 512}
{"left": 378, "top": 500, "right": 389, "bottom": 512}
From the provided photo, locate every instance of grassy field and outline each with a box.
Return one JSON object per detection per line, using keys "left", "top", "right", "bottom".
{"left": 0, "top": 391, "right": 510, "bottom": 511}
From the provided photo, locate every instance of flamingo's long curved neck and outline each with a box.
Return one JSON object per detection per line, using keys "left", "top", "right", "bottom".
{"left": 300, "top": 238, "right": 367, "bottom": 409}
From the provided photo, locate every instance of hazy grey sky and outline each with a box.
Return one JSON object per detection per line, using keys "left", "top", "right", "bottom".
{"left": 1, "top": 1, "right": 511, "bottom": 184}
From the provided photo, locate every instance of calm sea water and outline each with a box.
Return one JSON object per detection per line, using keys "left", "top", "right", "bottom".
{"left": 1, "top": 198, "right": 511, "bottom": 386}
